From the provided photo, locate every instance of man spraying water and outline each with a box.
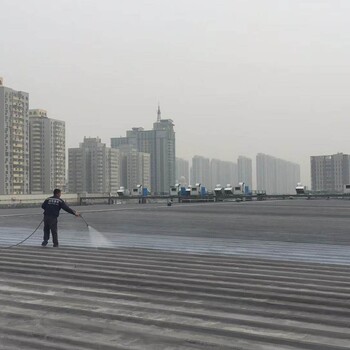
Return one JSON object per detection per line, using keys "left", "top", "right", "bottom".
{"left": 41, "top": 189, "right": 80, "bottom": 247}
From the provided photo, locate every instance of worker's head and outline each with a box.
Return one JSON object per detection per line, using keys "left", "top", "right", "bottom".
{"left": 53, "top": 189, "right": 61, "bottom": 198}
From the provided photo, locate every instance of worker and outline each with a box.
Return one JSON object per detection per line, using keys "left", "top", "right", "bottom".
{"left": 41, "top": 189, "right": 80, "bottom": 247}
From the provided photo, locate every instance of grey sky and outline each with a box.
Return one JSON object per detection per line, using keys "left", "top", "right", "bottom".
{"left": 1, "top": 0, "right": 350, "bottom": 186}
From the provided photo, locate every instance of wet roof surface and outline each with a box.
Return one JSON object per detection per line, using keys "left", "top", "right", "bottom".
{"left": 1, "top": 200, "right": 350, "bottom": 349}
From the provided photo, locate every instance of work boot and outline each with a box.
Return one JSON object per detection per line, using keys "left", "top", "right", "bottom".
{"left": 41, "top": 241, "right": 48, "bottom": 247}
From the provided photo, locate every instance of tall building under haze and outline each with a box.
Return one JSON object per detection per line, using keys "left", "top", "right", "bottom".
{"left": 176, "top": 157, "right": 189, "bottom": 186}
{"left": 191, "top": 155, "right": 210, "bottom": 187}
{"left": 0, "top": 78, "right": 30, "bottom": 195}
{"left": 311, "top": 153, "right": 350, "bottom": 193}
{"left": 210, "top": 159, "right": 222, "bottom": 189}
{"left": 29, "top": 109, "right": 65, "bottom": 193}
{"left": 256, "top": 153, "right": 300, "bottom": 194}
{"left": 221, "top": 161, "right": 238, "bottom": 187}
{"left": 111, "top": 106, "right": 175, "bottom": 194}
{"left": 238, "top": 156, "right": 252, "bottom": 189}
{"left": 68, "top": 137, "right": 120, "bottom": 193}
{"left": 210, "top": 159, "right": 238, "bottom": 190}
{"left": 115, "top": 144, "right": 151, "bottom": 191}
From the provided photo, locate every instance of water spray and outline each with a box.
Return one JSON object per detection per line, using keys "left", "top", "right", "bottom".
{"left": 80, "top": 215, "right": 109, "bottom": 247}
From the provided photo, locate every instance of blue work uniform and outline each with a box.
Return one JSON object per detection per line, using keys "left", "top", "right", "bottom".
{"left": 41, "top": 196, "right": 76, "bottom": 247}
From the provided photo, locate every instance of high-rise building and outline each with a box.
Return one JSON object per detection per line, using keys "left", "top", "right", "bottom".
{"left": 256, "top": 153, "right": 300, "bottom": 194}
{"left": 68, "top": 137, "right": 120, "bottom": 193}
{"left": 210, "top": 159, "right": 238, "bottom": 190}
{"left": 176, "top": 157, "right": 189, "bottom": 186}
{"left": 0, "top": 78, "right": 30, "bottom": 195}
{"left": 311, "top": 153, "right": 350, "bottom": 193}
{"left": 29, "top": 109, "right": 65, "bottom": 193}
{"left": 221, "top": 161, "right": 238, "bottom": 187}
{"left": 111, "top": 107, "right": 175, "bottom": 194}
{"left": 116, "top": 144, "right": 151, "bottom": 191}
{"left": 238, "top": 156, "right": 252, "bottom": 189}
{"left": 191, "top": 155, "right": 210, "bottom": 187}
{"left": 210, "top": 159, "right": 221, "bottom": 189}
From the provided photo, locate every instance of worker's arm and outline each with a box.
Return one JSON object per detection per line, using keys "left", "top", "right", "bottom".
{"left": 60, "top": 200, "right": 80, "bottom": 216}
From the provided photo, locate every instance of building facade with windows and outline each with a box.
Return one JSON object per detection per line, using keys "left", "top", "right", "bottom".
{"left": 311, "top": 153, "right": 350, "bottom": 193}
{"left": 29, "top": 109, "right": 65, "bottom": 193}
{"left": 68, "top": 137, "right": 120, "bottom": 193}
{"left": 111, "top": 107, "right": 175, "bottom": 194}
{"left": 0, "top": 78, "right": 30, "bottom": 195}
{"left": 116, "top": 144, "right": 151, "bottom": 191}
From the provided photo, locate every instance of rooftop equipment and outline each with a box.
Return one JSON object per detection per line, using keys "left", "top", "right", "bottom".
{"left": 296, "top": 183, "right": 307, "bottom": 195}
{"left": 190, "top": 183, "right": 201, "bottom": 196}
{"left": 224, "top": 184, "right": 234, "bottom": 195}
{"left": 214, "top": 184, "right": 224, "bottom": 197}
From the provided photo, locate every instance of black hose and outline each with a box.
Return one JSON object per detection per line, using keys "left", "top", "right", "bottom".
{"left": 1, "top": 215, "right": 89, "bottom": 249}
{"left": 0, "top": 218, "right": 44, "bottom": 249}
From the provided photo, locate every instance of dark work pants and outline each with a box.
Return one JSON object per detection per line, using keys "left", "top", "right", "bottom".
{"left": 43, "top": 216, "right": 58, "bottom": 245}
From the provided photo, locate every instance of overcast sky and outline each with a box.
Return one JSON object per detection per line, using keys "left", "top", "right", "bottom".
{"left": 1, "top": 0, "right": 350, "bottom": 186}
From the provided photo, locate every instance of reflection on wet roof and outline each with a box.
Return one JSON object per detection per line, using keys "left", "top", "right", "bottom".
{"left": 1, "top": 201, "right": 350, "bottom": 348}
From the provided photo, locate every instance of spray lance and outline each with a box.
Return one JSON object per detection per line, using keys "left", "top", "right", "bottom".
{"left": 80, "top": 215, "right": 90, "bottom": 228}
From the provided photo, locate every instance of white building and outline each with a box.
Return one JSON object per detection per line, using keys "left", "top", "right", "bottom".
{"left": 176, "top": 157, "right": 189, "bottom": 186}
{"left": 191, "top": 155, "right": 210, "bottom": 188}
{"left": 0, "top": 78, "right": 30, "bottom": 194}
{"left": 256, "top": 153, "right": 300, "bottom": 194}
{"left": 29, "top": 109, "right": 65, "bottom": 193}
{"left": 238, "top": 156, "right": 252, "bottom": 189}
{"left": 210, "top": 159, "right": 238, "bottom": 190}
{"left": 68, "top": 137, "right": 120, "bottom": 193}
{"left": 117, "top": 144, "right": 151, "bottom": 191}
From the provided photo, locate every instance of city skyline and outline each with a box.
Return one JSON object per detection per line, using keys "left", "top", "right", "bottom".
{"left": 0, "top": 75, "right": 312, "bottom": 186}
{"left": 2, "top": 1, "right": 350, "bottom": 187}
{"left": 1, "top": 74, "right": 305, "bottom": 195}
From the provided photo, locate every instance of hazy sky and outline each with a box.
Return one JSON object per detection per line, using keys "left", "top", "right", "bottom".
{"left": 1, "top": 0, "right": 350, "bottom": 186}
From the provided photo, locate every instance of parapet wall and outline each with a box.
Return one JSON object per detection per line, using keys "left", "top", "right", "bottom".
{"left": 0, "top": 193, "right": 109, "bottom": 208}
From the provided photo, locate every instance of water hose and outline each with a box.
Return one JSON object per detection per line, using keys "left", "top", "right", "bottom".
{"left": 0, "top": 218, "right": 44, "bottom": 249}
{"left": 0, "top": 214, "right": 91, "bottom": 249}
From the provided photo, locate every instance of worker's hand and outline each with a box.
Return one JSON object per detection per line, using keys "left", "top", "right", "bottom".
{"left": 75, "top": 212, "right": 81, "bottom": 217}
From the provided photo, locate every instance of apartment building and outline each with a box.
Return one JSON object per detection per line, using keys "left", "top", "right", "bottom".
{"left": 210, "top": 159, "right": 238, "bottom": 190}
{"left": 117, "top": 144, "right": 151, "bottom": 191}
{"left": 256, "top": 153, "right": 300, "bottom": 194}
{"left": 0, "top": 78, "right": 30, "bottom": 194}
{"left": 191, "top": 155, "right": 210, "bottom": 187}
{"left": 237, "top": 156, "right": 252, "bottom": 189}
{"left": 311, "top": 153, "right": 350, "bottom": 193}
{"left": 29, "top": 109, "right": 65, "bottom": 193}
{"left": 111, "top": 107, "right": 175, "bottom": 194}
{"left": 176, "top": 157, "right": 189, "bottom": 186}
{"left": 68, "top": 137, "right": 120, "bottom": 193}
